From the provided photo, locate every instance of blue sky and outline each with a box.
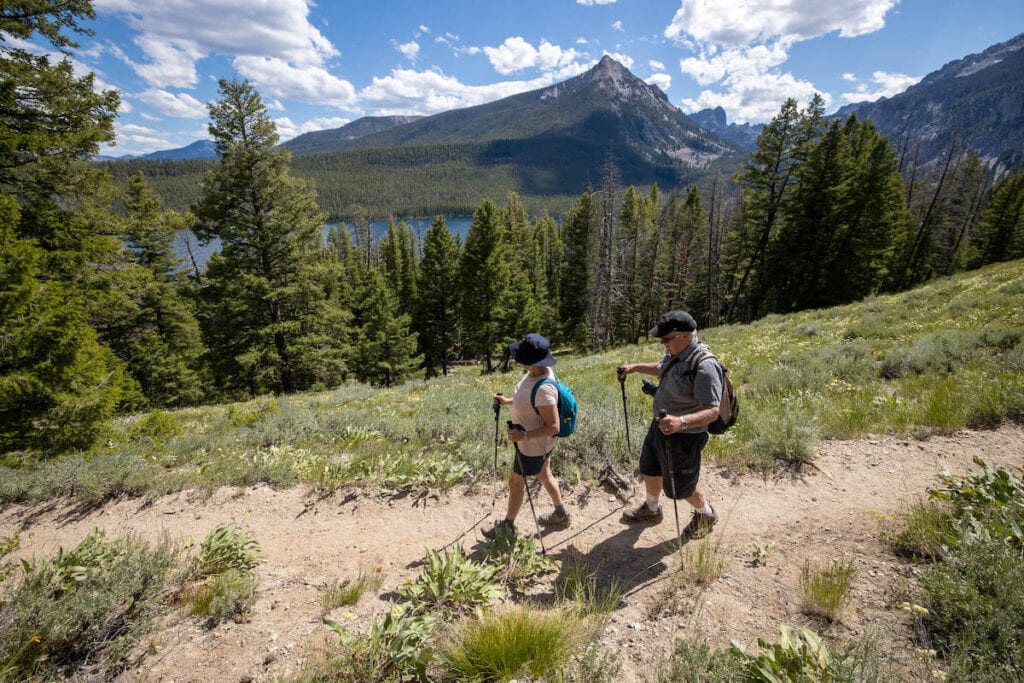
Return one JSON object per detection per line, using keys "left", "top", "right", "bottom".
{"left": 26, "top": 0, "right": 1024, "bottom": 156}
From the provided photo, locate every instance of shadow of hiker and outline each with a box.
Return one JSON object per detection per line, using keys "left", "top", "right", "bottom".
{"left": 566, "top": 521, "right": 688, "bottom": 600}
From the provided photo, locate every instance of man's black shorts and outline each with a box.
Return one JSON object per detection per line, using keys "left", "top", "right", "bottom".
{"left": 639, "top": 422, "right": 709, "bottom": 499}
{"left": 512, "top": 449, "right": 551, "bottom": 476}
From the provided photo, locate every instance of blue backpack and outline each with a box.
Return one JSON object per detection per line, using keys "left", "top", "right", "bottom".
{"left": 530, "top": 374, "right": 578, "bottom": 437}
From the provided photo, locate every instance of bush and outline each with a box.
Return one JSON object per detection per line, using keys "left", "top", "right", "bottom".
{"left": 395, "top": 545, "right": 503, "bottom": 616}
{"left": 800, "top": 557, "right": 856, "bottom": 621}
{"left": 180, "top": 524, "right": 262, "bottom": 625}
{"left": 439, "top": 605, "right": 586, "bottom": 681}
{"left": 0, "top": 529, "right": 180, "bottom": 680}
{"left": 478, "top": 525, "right": 557, "bottom": 593}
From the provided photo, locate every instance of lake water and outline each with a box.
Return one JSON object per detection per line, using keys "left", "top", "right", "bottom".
{"left": 174, "top": 216, "right": 473, "bottom": 269}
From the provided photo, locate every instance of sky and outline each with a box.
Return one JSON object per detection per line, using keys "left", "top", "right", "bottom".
{"left": 21, "top": 0, "right": 1024, "bottom": 157}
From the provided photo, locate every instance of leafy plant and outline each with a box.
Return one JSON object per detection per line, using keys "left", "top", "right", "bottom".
{"left": 800, "top": 557, "right": 856, "bottom": 620}
{"left": 395, "top": 545, "right": 503, "bottom": 616}
{"left": 478, "top": 526, "right": 558, "bottom": 592}
{"left": 316, "top": 604, "right": 436, "bottom": 682}
{"left": 193, "top": 524, "right": 261, "bottom": 577}
{"left": 750, "top": 540, "right": 775, "bottom": 567}
{"left": 729, "top": 626, "right": 837, "bottom": 681}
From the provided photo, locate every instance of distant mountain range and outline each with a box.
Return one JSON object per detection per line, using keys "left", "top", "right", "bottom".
{"left": 835, "top": 32, "right": 1024, "bottom": 171}
{"left": 688, "top": 107, "right": 763, "bottom": 150}
{"left": 284, "top": 115, "right": 423, "bottom": 154}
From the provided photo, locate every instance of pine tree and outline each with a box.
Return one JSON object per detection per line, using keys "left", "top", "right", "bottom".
{"left": 352, "top": 269, "right": 421, "bottom": 387}
{"left": 416, "top": 216, "right": 461, "bottom": 377}
{"left": 1, "top": 1, "right": 134, "bottom": 452}
{"left": 103, "top": 173, "right": 207, "bottom": 406}
{"left": 971, "top": 173, "right": 1024, "bottom": 266}
{"left": 193, "top": 79, "right": 347, "bottom": 395}
{"left": 558, "top": 189, "right": 596, "bottom": 347}
{"left": 0, "top": 196, "right": 132, "bottom": 454}
{"left": 458, "top": 199, "right": 514, "bottom": 372}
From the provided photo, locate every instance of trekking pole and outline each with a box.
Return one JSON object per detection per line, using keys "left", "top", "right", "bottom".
{"left": 657, "top": 409, "right": 682, "bottom": 542}
{"left": 616, "top": 367, "right": 632, "bottom": 454}
{"left": 510, "top": 422, "right": 546, "bottom": 555}
{"left": 493, "top": 393, "right": 502, "bottom": 470}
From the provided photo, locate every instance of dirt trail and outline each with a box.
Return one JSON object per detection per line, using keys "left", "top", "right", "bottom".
{"left": 2, "top": 426, "right": 1023, "bottom": 682}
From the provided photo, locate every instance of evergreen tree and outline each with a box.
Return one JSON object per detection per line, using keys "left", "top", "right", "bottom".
{"left": 458, "top": 199, "right": 514, "bottom": 372}
{"left": 0, "top": 196, "right": 132, "bottom": 454}
{"left": 0, "top": 1, "right": 134, "bottom": 452}
{"left": 108, "top": 173, "right": 207, "bottom": 406}
{"left": 416, "top": 216, "right": 462, "bottom": 377}
{"left": 971, "top": 173, "right": 1024, "bottom": 266}
{"left": 558, "top": 189, "right": 596, "bottom": 347}
{"left": 500, "top": 192, "right": 543, "bottom": 339}
{"left": 193, "top": 79, "right": 347, "bottom": 395}
{"left": 352, "top": 269, "right": 421, "bottom": 387}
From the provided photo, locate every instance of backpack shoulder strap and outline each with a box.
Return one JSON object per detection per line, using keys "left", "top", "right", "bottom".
{"left": 685, "top": 349, "right": 718, "bottom": 377}
{"left": 530, "top": 376, "right": 555, "bottom": 414}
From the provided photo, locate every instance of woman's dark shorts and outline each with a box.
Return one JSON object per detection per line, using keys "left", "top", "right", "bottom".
{"left": 639, "top": 422, "right": 709, "bottom": 499}
{"left": 512, "top": 449, "right": 552, "bottom": 477}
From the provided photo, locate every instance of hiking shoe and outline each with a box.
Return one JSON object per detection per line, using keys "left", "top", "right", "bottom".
{"left": 622, "top": 502, "right": 664, "bottom": 524}
{"left": 682, "top": 508, "right": 718, "bottom": 540}
{"left": 539, "top": 507, "right": 571, "bottom": 528}
{"left": 482, "top": 519, "right": 515, "bottom": 540}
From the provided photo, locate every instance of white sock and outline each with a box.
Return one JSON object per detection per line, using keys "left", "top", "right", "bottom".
{"left": 646, "top": 494, "right": 661, "bottom": 511}
{"left": 697, "top": 503, "right": 714, "bottom": 515}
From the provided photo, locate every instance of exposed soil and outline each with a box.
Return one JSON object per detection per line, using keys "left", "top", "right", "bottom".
{"left": 3, "top": 425, "right": 1023, "bottom": 682}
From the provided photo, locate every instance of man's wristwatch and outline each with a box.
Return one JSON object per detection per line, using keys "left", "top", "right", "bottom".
{"left": 678, "top": 416, "right": 688, "bottom": 432}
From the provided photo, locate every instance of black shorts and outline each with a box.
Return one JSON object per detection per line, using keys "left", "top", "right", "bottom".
{"left": 639, "top": 421, "right": 709, "bottom": 499}
{"left": 512, "top": 448, "right": 551, "bottom": 476}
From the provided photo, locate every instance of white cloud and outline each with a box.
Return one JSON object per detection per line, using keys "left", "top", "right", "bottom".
{"left": 396, "top": 40, "right": 420, "bottom": 61}
{"left": 681, "top": 70, "right": 826, "bottom": 123}
{"left": 274, "top": 115, "right": 351, "bottom": 142}
{"left": 840, "top": 70, "right": 920, "bottom": 103}
{"left": 842, "top": 72, "right": 857, "bottom": 82}
{"left": 95, "top": 0, "right": 341, "bottom": 96}
{"left": 483, "top": 37, "right": 580, "bottom": 75}
{"left": 603, "top": 51, "right": 634, "bottom": 70}
{"left": 665, "top": 0, "right": 898, "bottom": 46}
{"left": 137, "top": 89, "right": 208, "bottom": 118}
{"left": 663, "top": 0, "right": 898, "bottom": 123}
{"left": 647, "top": 73, "right": 672, "bottom": 91}
{"left": 577, "top": 0, "right": 617, "bottom": 5}
{"left": 649, "top": 59, "right": 666, "bottom": 71}
{"left": 360, "top": 65, "right": 591, "bottom": 116}
{"left": 612, "top": 21, "right": 624, "bottom": 32}
{"left": 233, "top": 56, "right": 358, "bottom": 109}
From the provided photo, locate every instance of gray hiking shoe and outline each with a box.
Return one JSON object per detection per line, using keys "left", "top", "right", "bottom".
{"left": 539, "top": 507, "right": 571, "bottom": 528}
{"left": 622, "top": 502, "right": 664, "bottom": 524}
{"left": 682, "top": 508, "right": 718, "bottom": 540}
{"left": 482, "top": 519, "right": 515, "bottom": 540}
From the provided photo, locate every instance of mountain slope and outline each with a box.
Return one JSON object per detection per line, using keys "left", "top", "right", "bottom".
{"left": 835, "top": 32, "right": 1024, "bottom": 171}
{"left": 286, "top": 56, "right": 743, "bottom": 186}
{"left": 689, "top": 106, "right": 763, "bottom": 150}
{"left": 283, "top": 115, "right": 423, "bottom": 154}
{"left": 141, "top": 139, "right": 218, "bottom": 160}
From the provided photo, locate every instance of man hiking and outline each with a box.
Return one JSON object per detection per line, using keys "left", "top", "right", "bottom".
{"left": 616, "top": 310, "right": 721, "bottom": 540}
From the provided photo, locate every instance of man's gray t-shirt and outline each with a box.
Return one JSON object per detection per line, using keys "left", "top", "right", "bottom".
{"left": 653, "top": 340, "right": 723, "bottom": 434}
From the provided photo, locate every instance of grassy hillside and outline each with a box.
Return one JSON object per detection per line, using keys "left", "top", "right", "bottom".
{"left": 2, "top": 259, "right": 1022, "bottom": 505}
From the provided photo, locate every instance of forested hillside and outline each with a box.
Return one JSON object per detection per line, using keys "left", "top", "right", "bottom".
{"left": 4, "top": 4, "right": 1024, "bottom": 462}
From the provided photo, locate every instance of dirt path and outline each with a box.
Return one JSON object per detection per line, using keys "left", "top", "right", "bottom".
{"left": 3, "top": 426, "right": 1023, "bottom": 682}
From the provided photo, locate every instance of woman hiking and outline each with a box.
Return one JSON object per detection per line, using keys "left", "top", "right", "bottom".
{"left": 483, "top": 333, "right": 571, "bottom": 539}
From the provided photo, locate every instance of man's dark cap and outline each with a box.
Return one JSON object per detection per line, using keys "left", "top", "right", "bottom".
{"left": 648, "top": 310, "right": 697, "bottom": 337}
{"left": 509, "top": 333, "right": 556, "bottom": 367}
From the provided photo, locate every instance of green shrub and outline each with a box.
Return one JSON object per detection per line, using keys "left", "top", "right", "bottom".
{"left": 886, "top": 499, "right": 953, "bottom": 561}
{"left": 748, "top": 404, "right": 818, "bottom": 468}
{"left": 439, "top": 605, "right": 586, "bottom": 681}
{"left": 193, "top": 524, "right": 261, "bottom": 577}
{"left": 395, "top": 545, "right": 503, "bottom": 616}
{"left": 309, "top": 605, "right": 436, "bottom": 682}
{"left": 0, "top": 529, "right": 180, "bottom": 680}
{"left": 729, "top": 625, "right": 886, "bottom": 682}
{"left": 555, "top": 549, "right": 621, "bottom": 617}
{"left": 800, "top": 557, "right": 856, "bottom": 621}
{"left": 478, "top": 525, "right": 558, "bottom": 592}
{"left": 186, "top": 568, "right": 257, "bottom": 623}
{"left": 323, "top": 566, "right": 386, "bottom": 611}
